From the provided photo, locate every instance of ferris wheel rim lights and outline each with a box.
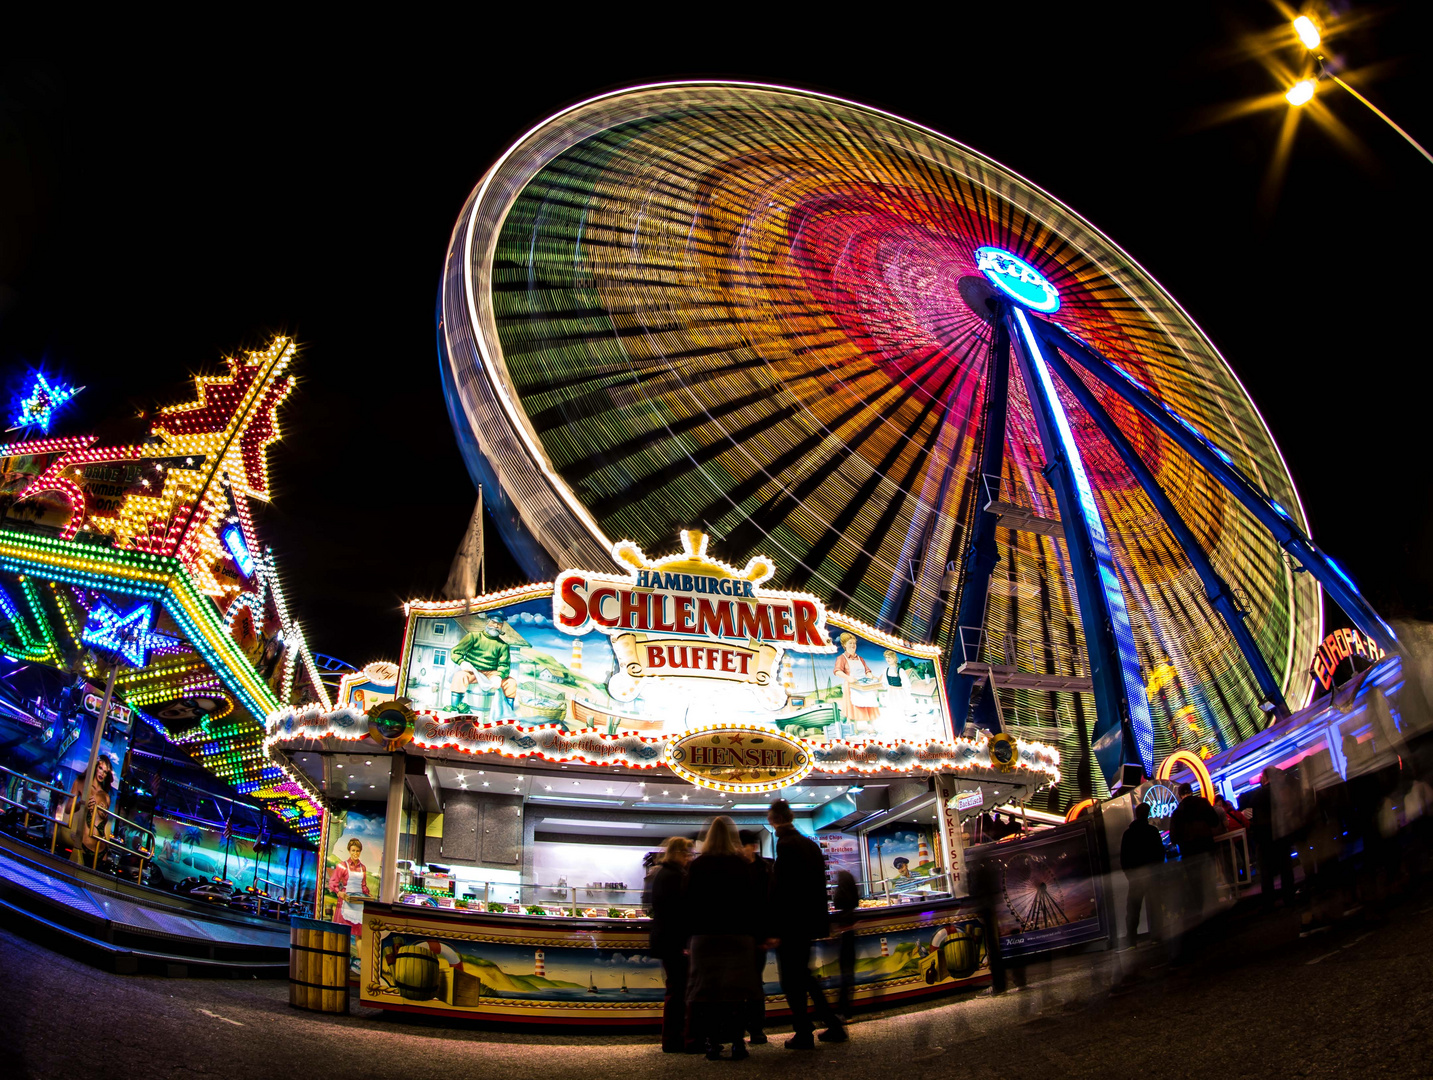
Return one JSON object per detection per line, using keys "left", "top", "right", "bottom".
{"left": 447, "top": 79, "right": 1314, "bottom": 583}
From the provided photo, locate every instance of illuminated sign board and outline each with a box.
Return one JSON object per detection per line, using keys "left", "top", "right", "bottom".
{"left": 1311, "top": 627, "right": 1385, "bottom": 693}
{"left": 83, "top": 691, "right": 132, "bottom": 728}
{"left": 222, "top": 524, "right": 255, "bottom": 578}
{"left": 975, "top": 246, "right": 1060, "bottom": 313}
{"left": 554, "top": 530, "right": 832, "bottom": 702}
{"left": 952, "top": 788, "right": 985, "bottom": 813}
{"left": 666, "top": 725, "right": 813, "bottom": 793}
{"left": 399, "top": 531, "right": 953, "bottom": 744}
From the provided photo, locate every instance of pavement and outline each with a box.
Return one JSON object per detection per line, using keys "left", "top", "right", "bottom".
{"left": 4, "top": 895, "right": 1432, "bottom": 1080}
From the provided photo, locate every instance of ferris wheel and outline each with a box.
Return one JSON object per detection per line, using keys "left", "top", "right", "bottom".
{"left": 438, "top": 82, "right": 1395, "bottom": 801}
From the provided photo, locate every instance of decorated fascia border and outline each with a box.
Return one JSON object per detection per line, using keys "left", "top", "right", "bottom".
{"left": 0, "top": 529, "right": 281, "bottom": 723}
{"left": 263, "top": 705, "right": 1061, "bottom": 787}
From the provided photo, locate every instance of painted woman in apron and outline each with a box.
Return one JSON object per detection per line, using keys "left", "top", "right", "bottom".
{"left": 833, "top": 633, "right": 882, "bottom": 731}
{"left": 328, "top": 837, "right": 371, "bottom": 941}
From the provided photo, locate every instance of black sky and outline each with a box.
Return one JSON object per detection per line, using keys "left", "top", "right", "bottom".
{"left": 2, "top": 5, "right": 1430, "bottom": 668}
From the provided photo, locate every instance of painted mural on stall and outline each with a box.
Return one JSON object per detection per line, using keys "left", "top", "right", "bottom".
{"left": 969, "top": 823, "right": 1106, "bottom": 957}
{"left": 864, "top": 820, "right": 940, "bottom": 891}
{"left": 321, "top": 806, "right": 386, "bottom": 969}
{"left": 401, "top": 595, "right": 947, "bottom": 744}
{"left": 367, "top": 915, "right": 989, "bottom": 1010}
{"left": 149, "top": 813, "right": 312, "bottom": 903}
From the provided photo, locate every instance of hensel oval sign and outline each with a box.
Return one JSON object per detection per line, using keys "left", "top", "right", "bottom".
{"left": 666, "top": 725, "right": 813, "bottom": 793}
{"left": 975, "top": 246, "right": 1060, "bottom": 313}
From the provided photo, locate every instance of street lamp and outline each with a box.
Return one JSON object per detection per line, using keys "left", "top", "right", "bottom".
{"left": 1292, "top": 16, "right": 1321, "bottom": 51}
{"left": 1285, "top": 79, "right": 1317, "bottom": 107}
{"left": 1285, "top": 14, "right": 1433, "bottom": 165}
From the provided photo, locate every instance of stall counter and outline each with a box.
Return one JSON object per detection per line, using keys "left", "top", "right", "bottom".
{"left": 358, "top": 897, "right": 990, "bottom": 1025}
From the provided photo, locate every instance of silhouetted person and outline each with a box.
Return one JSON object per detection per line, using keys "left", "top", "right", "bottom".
{"left": 739, "top": 828, "right": 772, "bottom": 1044}
{"left": 1248, "top": 768, "right": 1294, "bottom": 907}
{"left": 832, "top": 869, "right": 858, "bottom": 1017}
{"left": 687, "top": 817, "right": 767, "bottom": 1060}
{"left": 648, "top": 836, "right": 694, "bottom": 1053}
{"left": 768, "top": 799, "right": 846, "bottom": 1048}
{"left": 1119, "top": 803, "right": 1166, "bottom": 946}
{"left": 1169, "top": 782, "right": 1221, "bottom": 949}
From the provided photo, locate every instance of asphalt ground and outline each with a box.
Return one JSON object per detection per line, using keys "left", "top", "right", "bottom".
{"left": 4, "top": 894, "right": 1432, "bottom": 1080}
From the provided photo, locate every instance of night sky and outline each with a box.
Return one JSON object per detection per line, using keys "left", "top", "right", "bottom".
{"left": 2, "top": 5, "right": 1429, "bottom": 670}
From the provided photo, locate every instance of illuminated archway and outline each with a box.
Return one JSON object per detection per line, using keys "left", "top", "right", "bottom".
{"left": 1064, "top": 798, "right": 1095, "bottom": 823}
{"left": 1156, "top": 749, "right": 1214, "bottom": 799}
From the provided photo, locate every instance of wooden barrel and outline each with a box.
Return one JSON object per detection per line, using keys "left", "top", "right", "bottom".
{"left": 289, "top": 917, "right": 351, "bottom": 1014}
{"left": 393, "top": 944, "right": 441, "bottom": 1000}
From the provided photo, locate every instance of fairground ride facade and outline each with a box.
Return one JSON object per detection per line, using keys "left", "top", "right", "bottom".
{"left": 0, "top": 339, "right": 328, "bottom": 838}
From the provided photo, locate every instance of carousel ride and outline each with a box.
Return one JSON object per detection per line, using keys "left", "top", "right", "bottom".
{"left": 438, "top": 82, "right": 1396, "bottom": 805}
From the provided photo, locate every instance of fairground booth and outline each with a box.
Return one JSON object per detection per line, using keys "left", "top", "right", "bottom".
{"left": 265, "top": 529, "right": 1075, "bottom": 1022}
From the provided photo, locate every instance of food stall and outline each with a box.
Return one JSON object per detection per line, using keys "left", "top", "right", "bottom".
{"left": 264, "top": 531, "right": 1064, "bottom": 1024}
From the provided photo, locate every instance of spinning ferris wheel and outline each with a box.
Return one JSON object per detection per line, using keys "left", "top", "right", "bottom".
{"left": 438, "top": 83, "right": 1396, "bottom": 801}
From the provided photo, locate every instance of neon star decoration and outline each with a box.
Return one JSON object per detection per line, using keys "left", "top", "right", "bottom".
{"left": 10, "top": 372, "right": 84, "bottom": 434}
{"left": 80, "top": 598, "right": 178, "bottom": 667}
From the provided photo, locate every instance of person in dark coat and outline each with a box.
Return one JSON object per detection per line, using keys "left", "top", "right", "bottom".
{"left": 1169, "top": 783, "right": 1222, "bottom": 945}
{"left": 739, "top": 829, "right": 773, "bottom": 1044}
{"left": 768, "top": 799, "right": 846, "bottom": 1048}
{"left": 832, "top": 869, "right": 858, "bottom": 1018}
{"left": 648, "top": 836, "right": 694, "bottom": 1053}
{"left": 1248, "top": 767, "right": 1295, "bottom": 908}
{"left": 687, "top": 817, "right": 767, "bottom": 1060}
{"left": 1119, "top": 803, "right": 1166, "bottom": 946}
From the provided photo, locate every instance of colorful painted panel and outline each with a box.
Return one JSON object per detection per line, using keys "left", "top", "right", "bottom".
{"left": 401, "top": 590, "right": 950, "bottom": 743}
{"left": 360, "top": 903, "right": 989, "bottom": 1022}
{"left": 321, "top": 805, "right": 386, "bottom": 968}
{"left": 970, "top": 823, "right": 1107, "bottom": 957}
{"left": 864, "top": 821, "right": 940, "bottom": 890}
{"left": 149, "top": 813, "right": 312, "bottom": 902}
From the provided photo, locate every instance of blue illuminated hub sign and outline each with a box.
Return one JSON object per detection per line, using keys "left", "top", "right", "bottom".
{"left": 975, "top": 247, "right": 1061, "bottom": 313}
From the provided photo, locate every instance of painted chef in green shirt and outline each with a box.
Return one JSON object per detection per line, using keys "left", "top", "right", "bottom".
{"left": 448, "top": 612, "right": 517, "bottom": 718}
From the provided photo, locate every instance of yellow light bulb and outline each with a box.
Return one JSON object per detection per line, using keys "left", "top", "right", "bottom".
{"left": 1293, "top": 15, "right": 1321, "bottom": 50}
{"left": 1286, "top": 79, "right": 1317, "bottom": 106}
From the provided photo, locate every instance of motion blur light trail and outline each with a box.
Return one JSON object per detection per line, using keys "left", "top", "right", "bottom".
{"left": 440, "top": 83, "right": 1321, "bottom": 802}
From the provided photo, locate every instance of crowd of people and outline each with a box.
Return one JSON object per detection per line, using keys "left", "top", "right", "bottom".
{"left": 644, "top": 799, "right": 848, "bottom": 1059}
{"left": 1120, "top": 743, "right": 1433, "bottom": 959}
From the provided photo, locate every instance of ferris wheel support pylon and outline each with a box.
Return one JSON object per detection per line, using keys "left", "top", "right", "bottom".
{"left": 1033, "top": 327, "right": 1291, "bottom": 723}
{"left": 1035, "top": 318, "right": 1400, "bottom": 659}
{"left": 1010, "top": 308, "right": 1152, "bottom": 779}
{"left": 948, "top": 311, "right": 1013, "bottom": 735}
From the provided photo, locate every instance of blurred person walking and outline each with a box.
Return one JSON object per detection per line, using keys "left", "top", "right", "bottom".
{"left": 686, "top": 817, "right": 767, "bottom": 1060}
{"left": 1249, "top": 768, "right": 1295, "bottom": 908}
{"left": 768, "top": 799, "right": 846, "bottom": 1048}
{"left": 1169, "top": 782, "right": 1221, "bottom": 955}
{"left": 832, "top": 869, "right": 858, "bottom": 1018}
{"left": 648, "top": 836, "right": 695, "bottom": 1053}
{"left": 1119, "top": 802, "right": 1166, "bottom": 947}
{"left": 739, "top": 829, "right": 773, "bottom": 1044}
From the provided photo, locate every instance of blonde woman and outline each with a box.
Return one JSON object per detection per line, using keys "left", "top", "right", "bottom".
{"left": 648, "top": 836, "right": 694, "bottom": 1053}
{"left": 686, "top": 817, "right": 768, "bottom": 1060}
